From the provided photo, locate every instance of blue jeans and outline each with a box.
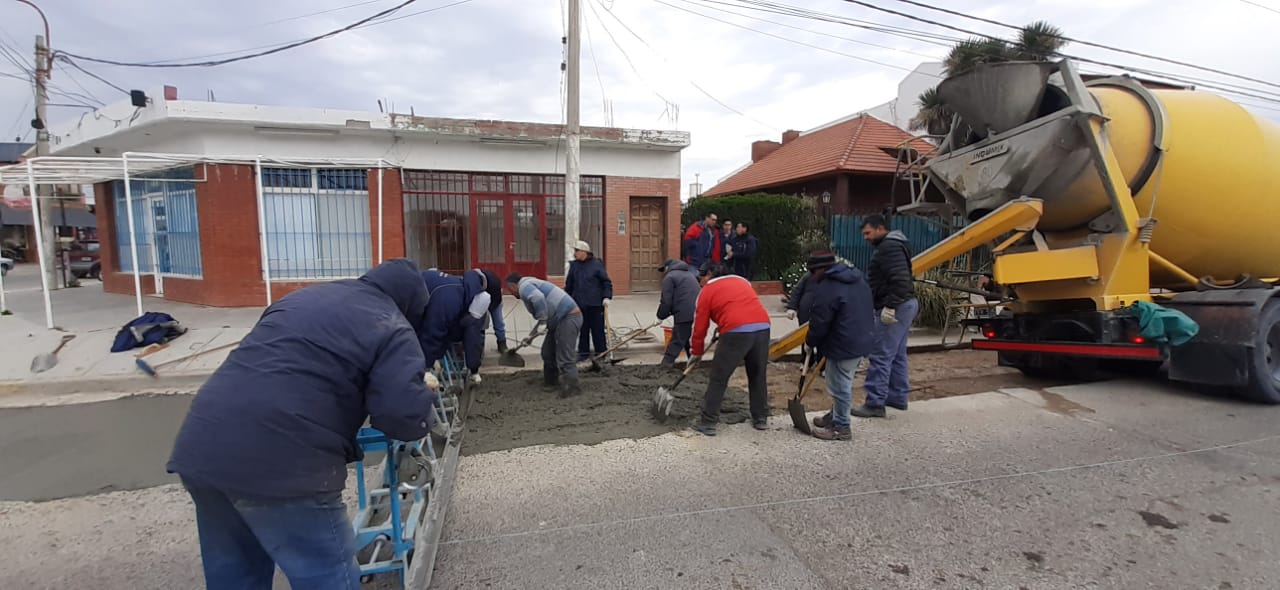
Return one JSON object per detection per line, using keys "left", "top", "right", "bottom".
{"left": 181, "top": 476, "right": 360, "bottom": 590}
{"left": 864, "top": 298, "right": 919, "bottom": 408}
{"left": 825, "top": 356, "right": 863, "bottom": 429}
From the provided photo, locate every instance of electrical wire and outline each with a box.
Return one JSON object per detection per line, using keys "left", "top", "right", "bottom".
{"left": 593, "top": 0, "right": 778, "bottom": 131}
{"left": 844, "top": 0, "right": 1280, "bottom": 90}
{"left": 55, "top": 0, "right": 422, "bottom": 68}
{"left": 257, "top": 0, "right": 391, "bottom": 26}
{"left": 582, "top": 2, "right": 612, "bottom": 125}
{"left": 3, "top": 95, "right": 31, "bottom": 140}
{"left": 583, "top": 0, "right": 677, "bottom": 108}
{"left": 55, "top": 56, "right": 130, "bottom": 96}
{"left": 52, "top": 61, "right": 106, "bottom": 106}
{"left": 1238, "top": 0, "right": 1280, "bottom": 15}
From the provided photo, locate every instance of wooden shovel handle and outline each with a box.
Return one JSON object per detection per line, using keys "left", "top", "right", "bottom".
{"left": 797, "top": 358, "right": 827, "bottom": 402}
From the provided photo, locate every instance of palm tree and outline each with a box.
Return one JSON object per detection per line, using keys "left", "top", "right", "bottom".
{"left": 909, "top": 86, "right": 953, "bottom": 135}
{"left": 1012, "top": 20, "right": 1067, "bottom": 61}
{"left": 943, "top": 37, "right": 1012, "bottom": 76}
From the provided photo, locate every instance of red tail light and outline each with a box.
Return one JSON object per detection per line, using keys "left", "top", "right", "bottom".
{"left": 1131, "top": 336, "right": 1145, "bottom": 344}
{"left": 981, "top": 324, "right": 997, "bottom": 339}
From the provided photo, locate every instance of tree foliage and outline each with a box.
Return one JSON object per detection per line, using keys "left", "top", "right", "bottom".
{"left": 682, "top": 193, "right": 826, "bottom": 281}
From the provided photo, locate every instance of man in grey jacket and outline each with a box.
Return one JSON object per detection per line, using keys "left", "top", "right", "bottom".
{"left": 506, "top": 273, "right": 584, "bottom": 398}
{"left": 656, "top": 259, "right": 701, "bottom": 369}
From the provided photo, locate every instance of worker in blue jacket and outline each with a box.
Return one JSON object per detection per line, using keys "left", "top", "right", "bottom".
{"left": 565, "top": 240, "right": 613, "bottom": 361}
{"left": 471, "top": 268, "right": 509, "bottom": 354}
{"left": 167, "top": 258, "right": 437, "bottom": 590}
{"left": 419, "top": 269, "right": 489, "bottom": 382}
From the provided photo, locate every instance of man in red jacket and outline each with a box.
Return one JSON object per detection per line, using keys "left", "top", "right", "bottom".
{"left": 689, "top": 264, "right": 771, "bottom": 435}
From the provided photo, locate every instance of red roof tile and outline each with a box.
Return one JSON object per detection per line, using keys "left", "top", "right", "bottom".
{"left": 703, "top": 115, "right": 936, "bottom": 197}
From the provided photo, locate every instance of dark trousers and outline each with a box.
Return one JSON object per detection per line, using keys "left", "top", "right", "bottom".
{"left": 701, "top": 329, "right": 770, "bottom": 423}
{"left": 181, "top": 476, "right": 360, "bottom": 590}
{"left": 578, "top": 305, "right": 607, "bottom": 358}
{"left": 662, "top": 321, "right": 693, "bottom": 365}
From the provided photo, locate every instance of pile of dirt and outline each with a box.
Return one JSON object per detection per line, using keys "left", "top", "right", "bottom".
{"left": 467, "top": 350, "right": 1036, "bottom": 456}
{"left": 463, "top": 365, "right": 752, "bottom": 456}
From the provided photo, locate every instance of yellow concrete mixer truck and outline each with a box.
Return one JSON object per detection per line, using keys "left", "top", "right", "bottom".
{"left": 909, "top": 59, "right": 1280, "bottom": 402}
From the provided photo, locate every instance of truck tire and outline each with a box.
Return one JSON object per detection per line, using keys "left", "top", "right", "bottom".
{"left": 1243, "top": 300, "right": 1280, "bottom": 404}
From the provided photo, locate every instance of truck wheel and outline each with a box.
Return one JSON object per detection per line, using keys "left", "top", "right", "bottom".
{"left": 1243, "top": 300, "right": 1280, "bottom": 404}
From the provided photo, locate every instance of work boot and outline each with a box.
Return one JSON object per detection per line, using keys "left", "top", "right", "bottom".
{"left": 542, "top": 368, "right": 560, "bottom": 389}
{"left": 813, "top": 412, "right": 833, "bottom": 428}
{"left": 851, "top": 404, "right": 887, "bottom": 418}
{"left": 497, "top": 341, "right": 508, "bottom": 355}
{"left": 887, "top": 401, "right": 908, "bottom": 411}
{"left": 559, "top": 376, "right": 582, "bottom": 398}
{"left": 812, "top": 425, "right": 852, "bottom": 441}
{"left": 691, "top": 421, "right": 717, "bottom": 436}
{"left": 752, "top": 417, "right": 769, "bottom": 431}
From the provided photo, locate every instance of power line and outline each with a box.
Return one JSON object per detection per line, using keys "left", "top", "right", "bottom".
{"left": 1237, "top": 0, "right": 1280, "bottom": 16}
{"left": 583, "top": 0, "right": 678, "bottom": 107}
{"left": 55, "top": 0, "right": 423, "bottom": 68}
{"left": 258, "top": 0, "right": 391, "bottom": 26}
{"left": 593, "top": 0, "right": 779, "bottom": 130}
{"left": 847, "top": 0, "right": 1280, "bottom": 91}
{"left": 4, "top": 95, "right": 31, "bottom": 140}
{"left": 581, "top": 4, "right": 612, "bottom": 126}
{"left": 53, "top": 61, "right": 106, "bottom": 105}
{"left": 55, "top": 57, "right": 130, "bottom": 96}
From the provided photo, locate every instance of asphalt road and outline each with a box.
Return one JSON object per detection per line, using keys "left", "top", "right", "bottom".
{"left": 1, "top": 379, "right": 1278, "bottom": 589}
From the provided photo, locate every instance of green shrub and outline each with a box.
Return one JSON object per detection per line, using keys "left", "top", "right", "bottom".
{"left": 682, "top": 193, "right": 827, "bottom": 281}
{"left": 913, "top": 268, "right": 967, "bottom": 330}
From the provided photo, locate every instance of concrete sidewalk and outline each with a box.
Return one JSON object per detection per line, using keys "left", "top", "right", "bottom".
{"left": 0, "top": 267, "right": 954, "bottom": 400}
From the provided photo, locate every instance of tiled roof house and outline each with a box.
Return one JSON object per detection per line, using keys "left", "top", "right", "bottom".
{"left": 703, "top": 114, "right": 939, "bottom": 215}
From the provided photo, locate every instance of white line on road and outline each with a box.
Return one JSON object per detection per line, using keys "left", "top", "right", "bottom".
{"left": 439, "top": 432, "right": 1280, "bottom": 547}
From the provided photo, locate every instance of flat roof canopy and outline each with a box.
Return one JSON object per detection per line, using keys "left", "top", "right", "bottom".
{"left": 0, "top": 153, "right": 391, "bottom": 185}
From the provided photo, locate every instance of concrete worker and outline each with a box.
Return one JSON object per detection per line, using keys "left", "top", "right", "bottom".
{"left": 166, "top": 259, "right": 437, "bottom": 590}
{"left": 471, "top": 268, "right": 509, "bottom": 354}
{"left": 689, "top": 263, "right": 772, "bottom": 436}
{"left": 803, "top": 251, "right": 877, "bottom": 441}
{"left": 785, "top": 270, "right": 815, "bottom": 324}
{"left": 730, "top": 221, "right": 759, "bottom": 279}
{"left": 565, "top": 240, "right": 614, "bottom": 361}
{"left": 506, "top": 272, "right": 584, "bottom": 397}
{"left": 419, "top": 268, "right": 489, "bottom": 383}
{"left": 683, "top": 211, "right": 721, "bottom": 271}
{"left": 656, "top": 258, "right": 701, "bottom": 370}
{"left": 856, "top": 214, "right": 919, "bottom": 418}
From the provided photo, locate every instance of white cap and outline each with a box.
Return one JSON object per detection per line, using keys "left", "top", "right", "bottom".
{"left": 574, "top": 240, "right": 592, "bottom": 253}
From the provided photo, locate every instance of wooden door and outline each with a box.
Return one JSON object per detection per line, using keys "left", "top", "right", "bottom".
{"left": 629, "top": 197, "right": 666, "bottom": 292}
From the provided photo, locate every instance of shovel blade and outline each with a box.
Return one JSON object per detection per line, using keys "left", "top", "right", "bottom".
{"left": 498, "top": 351, "right": 526, "bottom": 368}
{"left": 653, "top": 386, "right": 676, "bottom": 417}
{"left": 788, "top": 397, "right": 812, "bottom": 434}
{"left": 29, "top": 353, "right": 56, "bottom": 374}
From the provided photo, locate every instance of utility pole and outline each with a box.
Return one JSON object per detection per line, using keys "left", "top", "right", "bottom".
{"left": 564, "top": 0, "right": 581, "bottom": 276}
{"left": 34, "top": 32, "right": 58, "bottom": 291}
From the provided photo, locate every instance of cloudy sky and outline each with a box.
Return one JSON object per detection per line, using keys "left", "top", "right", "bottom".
{"left": 3, "top": 0, "right": 1280, "bottom": 198}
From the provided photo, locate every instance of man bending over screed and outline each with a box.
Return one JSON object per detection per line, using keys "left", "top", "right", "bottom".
{"left": 506, "top": 273, "right": 584, "bottom": 398}
{"left": 167, "top": 258, "right": 438, "bottom": 590}
{"left": 419, "top": 268, "right": 490, "bottom": 383}
{"left": 689, "top": 264, "right": 772, "bottom": 436}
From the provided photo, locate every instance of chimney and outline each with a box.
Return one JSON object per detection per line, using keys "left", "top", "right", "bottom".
{"left": 781, "top": 129, "right": 801, "bottom": 144}
{"left": 163, "top": 85, "right": 178, "bottom": 100}
{"left": 751, "top": 140, "right": 781, "bottom": 163}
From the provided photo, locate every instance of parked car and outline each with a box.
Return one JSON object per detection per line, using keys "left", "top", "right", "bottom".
{"left": 67, "top": 241, "right": 100, "bottom": 280}
{"left": 1, "top": 255, "right": 12, "bottom": 276}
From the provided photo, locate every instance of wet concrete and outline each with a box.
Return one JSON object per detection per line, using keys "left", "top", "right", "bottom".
{"left": 0, "top": 394, "right": 193, "bottom": 501}
{"left": 465, "top": 365, "right": 753, "bottom": 456}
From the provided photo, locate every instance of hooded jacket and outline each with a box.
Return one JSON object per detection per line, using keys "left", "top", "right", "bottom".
{"left": 806, "top": 263, "right": 877, "bottom": 360}
{"left": 565, "top": 255, "right": 614, "bottom": 308}
{"left": 167, "top": 258, "right": 436, "bottom": 499}
{"left": 786, "top": 273, "right": 817, "bottom": 325}
{"left": 683, "top": 220, "right": 722, "bottom": 269}
{"left": 866, "top": 229, "right": 915, "bottom": 309}
{"left": 657, "top": 260, "right": 700, "bottom": 323}
{"left": 419, "top": 269, "right": 487, "bottom": 374}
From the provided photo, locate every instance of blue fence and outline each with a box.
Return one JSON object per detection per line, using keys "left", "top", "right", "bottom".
{"left": 830, "top": 214, "right": 956, "bottom": 271}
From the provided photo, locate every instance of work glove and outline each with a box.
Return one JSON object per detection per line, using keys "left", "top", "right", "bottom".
{"left": 497, "top": 340, "right": 509, "bottom": 354}
{"left": 603, "top": 298, "right": 612, "bottom": 306}
{"left": 424, "top": 372, "right": 441, "bottom": 391}
{"left": 881, "top": 307, "right": 898, "bottom": 325}
{"left": 688, "top": 354, "right": 703, "bottom": 366}
{"left": 470, "top": 374, "right": 482, "bottom": 385}
{"left": 785, "top": 309, "right": 797, "bottom": 321}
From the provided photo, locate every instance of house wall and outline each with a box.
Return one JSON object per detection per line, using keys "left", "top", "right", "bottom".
{"left": 95, "top": 165, "right": 679, "bottom": 306}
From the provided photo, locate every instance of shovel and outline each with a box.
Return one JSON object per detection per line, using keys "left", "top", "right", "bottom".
{"left": 788, "top": 353, "right": 827, "bottom": 435}
{"left": 30, "top": 334, "right": 75, "bottom": 374}
{"left": 583, "top": 320, "right": 661, "bottom": 372}
{"left": 498, "top": 328, "right": 540, "bottom": 368}
{"left": 652, "top": 335, "right": 719, "bottom": 417}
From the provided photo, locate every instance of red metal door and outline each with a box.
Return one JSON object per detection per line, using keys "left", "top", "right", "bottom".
{"left": 471, "top": 195, "right": 545, "bottom": 278}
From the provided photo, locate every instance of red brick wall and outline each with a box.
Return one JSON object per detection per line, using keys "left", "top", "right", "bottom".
{"left": 369, "top": 168, "right": 406, "bottom": 261}
{"left": 602, "top": 175, "right": 681, "bottom": 294}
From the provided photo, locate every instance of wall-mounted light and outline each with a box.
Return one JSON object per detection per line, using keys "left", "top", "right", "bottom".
{"left": 821, "top": 191, "right": 831, "bottom": 204}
